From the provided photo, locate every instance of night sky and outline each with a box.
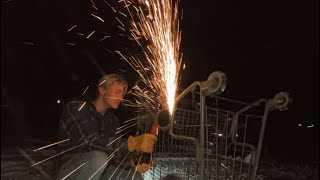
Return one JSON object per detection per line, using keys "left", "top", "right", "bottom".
{"left": 1, "top": 0, "right": 318, "bottom": 162}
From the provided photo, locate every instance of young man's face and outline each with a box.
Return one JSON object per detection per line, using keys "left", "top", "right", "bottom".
{"left": 103, "top": 81, "right": 125, "bottom": 109}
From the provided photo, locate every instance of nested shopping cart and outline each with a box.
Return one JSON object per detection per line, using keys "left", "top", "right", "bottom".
{"left": 136, "top": 71, "right": 290, "bottom": 180}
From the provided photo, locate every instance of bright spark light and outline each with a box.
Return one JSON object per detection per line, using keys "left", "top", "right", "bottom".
{"left": 212, "top": 133, "right": 223, "bottom": 137}
{"left": 67, "top": 24, "right": 77, "bottom": 32}
{"left": 115, "top": 122, "right": 139, "bottom": 135}
{"left": 307, "top": 124, "right": 314, "bottom": 128}
{"left": 116, "top": 0, "right": 183, "bottom": 115}
{"left": 86, "top": 31, "right": 96, "bottom": 38}
{"left": 82, "top": 86, "right": 90, "bottom": 95}
{"left": 107, "top": 150, "right": 132, "bottom": 179}
{"left": 78, "top": 101, "right": 86, "bottom": 111}
{"left": 33, "top": 138, "right": 69, "bottom": 152}
{"left": 61, "top": 163, "right": 86, "bottom": 180}
{"left": 91, "top": 13, "right": 105, "bottom": 22}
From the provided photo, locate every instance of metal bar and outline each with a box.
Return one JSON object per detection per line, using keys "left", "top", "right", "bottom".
{"left": 223, "top": 111, "right": 229, "bottom": 179}
{"left": 250, "top": 101, "right": 271, "bottom": 180}
{"left": 239, "top": 116, "right": 248, "bottom": 178}
{"left": 226, "top": 98, "right": 267, "bottom": 180}
{"left": 199, "top": 94, "right": 205, "bottom": 179}
{"left": 169, "top": 81, "right": 202, "bottom": 160}
{"left": 205, "top": 105, "right": 209, "bottom": 179}
{"left": 192, "top": 91, "right": 260, "bottom": 107}
{"left": 215, "top": 107, "right": 219, "bottom": 178}
{"left": 175, "top": 81, "right": 201, "bottom": 103}
{"left": 229, "top": 99, "right": 267, "bottom": 139}
{"left": 231, "top": 121, "right": 238, "bottom": 178}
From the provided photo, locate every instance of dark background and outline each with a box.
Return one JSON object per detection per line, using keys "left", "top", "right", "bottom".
{"left": 1, "top": 0, "right": 318, "bottom": 162}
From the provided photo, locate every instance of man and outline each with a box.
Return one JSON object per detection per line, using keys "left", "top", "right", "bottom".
{"left": 57, "top": 74, "right": 157, "bottom": 180}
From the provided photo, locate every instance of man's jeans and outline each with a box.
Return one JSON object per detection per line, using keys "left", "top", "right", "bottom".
{"left": 57, "top": 150, "right": 143, "bottom": 180}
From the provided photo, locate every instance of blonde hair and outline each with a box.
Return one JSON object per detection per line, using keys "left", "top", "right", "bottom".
{"left": 96, "top": 74, "right": 128, "bottom": 96}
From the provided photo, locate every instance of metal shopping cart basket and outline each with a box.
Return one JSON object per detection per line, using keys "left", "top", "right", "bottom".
{"left": 136, "top": 71, "right": 290, "bottom": 180}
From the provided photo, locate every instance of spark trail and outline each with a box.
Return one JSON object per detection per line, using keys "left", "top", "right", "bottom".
{"left": 107, "top": 151, "right": 132, "bottom": 180}
{"left": 114, "top": 0, "right": 183, "bottom": 115}
{"left": 33, "top": 139, "right": 70, "bottom": 152}
{"left": 60, "top": 163, "right": 86, "bottom": 180}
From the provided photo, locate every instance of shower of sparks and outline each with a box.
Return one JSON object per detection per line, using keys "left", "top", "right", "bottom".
{"left": 115, "top": 122, "right": 138, "bottom": 135}
{"left": 111, "top": 6, "right": 117, "bottom": 13}
{"left": 109, "top": 140, "right": 127, "bottom": 157}
{"left": 18, "top": 148, "right": 52, "bottom": 179}
{"left": 90, "top": 0, "right": 96, "bottom": 7}
{"left": 123, "top": 116, "right": 140, "bottom": 123}
{"left": 31, "top": 139, "right": 90, "bottom": 167}
{"left": 88, "top": 154, "right": 115, "bottom": 180}
{"left": 21, "top": 42, "right": 35, "bottom": 46}
{"left": 115, "top": 17, "right": 125, "bottom": 27}
{"left": 67, "top": 24, "right": 77, "bottom": 32}
{"left": 117, "top": 26, "right": 126, "bottom": 31}
{"left": 91, "top": 13, "right": 105, "bottom": 22}
{"left": 99, "top": 79, "right": 106, "bottom": 86}
{"left": 104, "top": 0, "right": 117, "bottom": 13}
{"left": 131, "top": 154, "right": 142, "bottom": 179}
{"left": 117, "top": 120, "right": 138, "bottom": 130}
{"left": 31, "top": 132, "right": 127, "bottom": 168}
{"left": 107, "top": 150, "right": 132, "bottom": 180}
{"left": 111, "top": 152, "right": 137, "bottom": 180}
{"left": 78, "top": 101, "right": 86, "bottom": 111}
{"left": 93, "top": 5, "right": 99, "bottom": 11}
{"left": 60, "top": 163, "right": 86, "bottom": 180}
{"left": 106, "top": 128, "right": 133, "bottom": 147}
{"left": 27, "top": 0, "right": 183, "bottom": 177}
{"left": 66, "top": 43, "right": 76, "bottom": 46}
{"left": 33, "top": 139, "right": 70, "bottom": 152}
{"left": 3, "top": 0, "right": 14, "bottom": 3}
{"left": 121, "top": 98, "right": 151, "bottom": 108}
{"left": 114, "top": 0, "right": 183, "bottom": 115}
{"left": 221, "top": 162, "right": 229, "bottom": 169}
{"left": 99, "top": 35, "right": 111, "bottom": 42}
{"left": 103, "top": 48, "right": 114, "bottom": 55}
{"left": 87, "top": 31, "right": 96, "bottom": 38}
{"left": 119, "top": 11, "right": 128, "bottom": 17}
{"left": 88, "top": 140, "right": 127, "bottom": 180}
{"left": 82, "top": 86, "right": 90, "bottom": 95}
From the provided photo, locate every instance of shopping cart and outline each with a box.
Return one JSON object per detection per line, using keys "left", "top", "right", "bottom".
{"left": 137, "top": 71, "right": 290, "bottom": 180}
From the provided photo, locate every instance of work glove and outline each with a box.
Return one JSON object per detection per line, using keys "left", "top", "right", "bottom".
{"left": 127, "top": 134, "right": 158, "bottom": 153}
{"left": 136, "top": 160, "right": 155, "bottom": 173}
{"left": 129, "top": 152, "right": 155, "bottom": 173}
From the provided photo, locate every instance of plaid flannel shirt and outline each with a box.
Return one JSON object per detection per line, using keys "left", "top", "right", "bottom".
{"left": 58, "top": 99, "right": 122, "bottom": 154}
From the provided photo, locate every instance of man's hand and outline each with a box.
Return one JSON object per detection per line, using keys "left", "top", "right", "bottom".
{"left": 127, "top": 134, "right": 158, "bottom": 153}
{"left": 128, "top": 152, "right": 155, "bottom": 174}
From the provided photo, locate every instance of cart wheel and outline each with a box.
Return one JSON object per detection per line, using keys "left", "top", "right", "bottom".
{"left": 202, "top": 71, "right": 227, "bottom": 96}
{"left": 271, "top": 91, "right": 291, "bottom": 111}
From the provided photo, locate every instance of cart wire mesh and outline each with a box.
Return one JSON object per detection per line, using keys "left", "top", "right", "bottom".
{"left": 140, "top": 91, "right": 267, "bottom": 180}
